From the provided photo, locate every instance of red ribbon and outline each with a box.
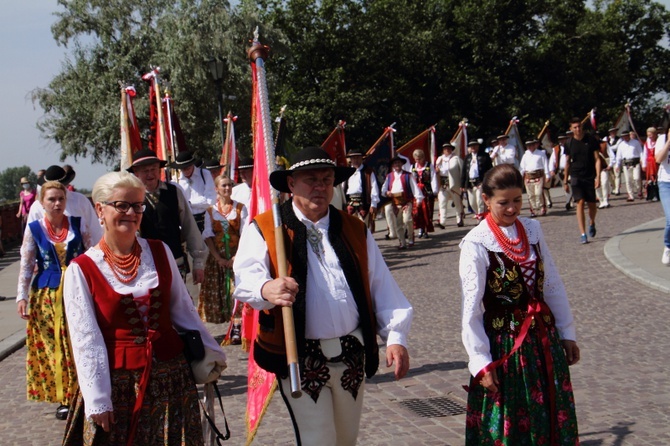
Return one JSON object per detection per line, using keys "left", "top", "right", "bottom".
{"left": 126, "top": 329, "right": 160, "bottom": 446}
{"left": 464, "top": 299, "right": 557, "bottom": 444}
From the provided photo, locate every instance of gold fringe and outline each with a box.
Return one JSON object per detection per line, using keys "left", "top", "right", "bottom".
{"left": 245, "top": 379, "right": 278, "bottom": 446}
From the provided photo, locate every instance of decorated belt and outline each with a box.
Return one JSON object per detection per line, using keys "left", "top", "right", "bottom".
{"left": 623, "top": 158, "right": 640, "bottom": 167}
{"left": 525, "top": 170, "right": 545, "bottom": 180}
{"left": 440, "top": 176, "right": 450, "bottom": 187}
{"left": 347, "top": 194, "right": 363, "bottom": 205}
{"left": 391, "top": 193, "right": 409, "bottom": 206}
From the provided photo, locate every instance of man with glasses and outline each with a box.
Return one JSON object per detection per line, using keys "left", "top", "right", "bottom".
{"left": 127, "top": 149, "right": 207, "bottom": 283}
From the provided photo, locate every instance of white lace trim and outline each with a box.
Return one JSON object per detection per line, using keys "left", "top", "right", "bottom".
{"left": 459, "top": 217, "right": 541, "bottom": 252}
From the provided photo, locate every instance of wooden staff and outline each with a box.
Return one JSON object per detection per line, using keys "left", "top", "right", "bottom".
{"left": 248, "top": 31, "right": 302, "bottom": 398}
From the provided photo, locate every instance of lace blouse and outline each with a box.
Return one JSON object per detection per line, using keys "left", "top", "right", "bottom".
{"left": 459, "top": 217, "right": 576, "bottom": 377}
{"left": 63, "top": 238, "right": 224, "bottom": 417}
{"left": 17, "top": 217, "right": 93, "bottom": 301}
{"left": 201, "top": 200, "right": 248, "bottom": 239}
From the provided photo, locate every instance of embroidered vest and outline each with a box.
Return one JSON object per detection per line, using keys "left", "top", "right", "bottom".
{"left": 29, "top": 217, "right": 84, "bottom": 289}
{"left": 72, "top": 240, "right": 184, "bottom": 370}
{"left": 412, "top": 163, "right": 433, "bottom": 196}
{"left": 140, "top": 183, "right": 185, "bottom": 261}
{"left": 207, "top": 202, "right": 243, "bottom": 257}
{"left": 252, "top": 201, "right": 379, "bottom": 378}
{"left": 385, "top": 171, "right": 414, "bottom": 202}
{"left": 483, "top": 245, "right": 554, "bottom": 334}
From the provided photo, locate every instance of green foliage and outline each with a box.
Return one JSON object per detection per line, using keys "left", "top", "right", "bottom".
{"left": 0, "top": 167, "right": 37, "bottom": 202}
{"left": 32, "top": 0, "right": 670, "bottom": 165}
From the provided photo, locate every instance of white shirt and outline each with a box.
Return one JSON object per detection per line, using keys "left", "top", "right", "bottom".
{"left": 657, "top": 135, "right": 670, "bottom": 182}
{"left": 231, "top": 183, "right": 251, "bottom": 209}
{"left": 175, "top": 167, "right": 217, "bottom": 214}
{"left": 345, "top": 165, "right": 381, "bottom": 208}
{"left": 459, "top": 218, "right": 576, "bottom": 377}
{"left": 615, "top": 138, "right": 644, "bottom": 168}
{"left": 519, "top": 149, "right": 550, "bottom": 178}
{"left": 468, "top": 153, "right": 480, "bottom": 179}
{"left": 491, "top": 144, "right": 517, "bottom": 165}
{"left": 27, "top": 189, "right": 103, "bottom": 246}
{"left": 548, "top": 145, "right": 568, "bottom": 173}
{"left": 233, "top": 203, "right": 413, "bottom": 346}
{"left": 63, "top": 239, "right": 225, "bottom": 417}
{"left": 436, "top": 154, "right": 454, "bottom": 176}
{"left": 381, "top": 171, "right": 424, "bottom": 203}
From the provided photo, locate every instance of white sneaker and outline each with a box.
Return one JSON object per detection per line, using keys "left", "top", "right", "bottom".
{"left": 598, "top": 202, "right": 609, "bottom": 209}
{"left": 662, "top": 247, "right": 670, "bottom": 266}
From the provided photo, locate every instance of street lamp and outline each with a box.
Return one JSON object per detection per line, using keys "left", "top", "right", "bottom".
{"left": 207, "top": 58, "right": 226, "bottom": 149}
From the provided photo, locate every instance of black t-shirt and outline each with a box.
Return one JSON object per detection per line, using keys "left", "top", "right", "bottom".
{"left": 565, "top": 133, "right": 599, "bottom": 180}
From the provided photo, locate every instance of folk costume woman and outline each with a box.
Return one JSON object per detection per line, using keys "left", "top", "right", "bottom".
{"left": 198, "top": 175, "right": 247, "bottom": 343}
{"left": 61, "top": 172, "right": 225, "bottom": 445}
{"left": 16, "top": 181, "right": 89, "bottom": 420}
{"left": 459, "top": 164, "right": 580, "bottom": 445}
{"left": 411, "top": 149, "right": 438, "bottom": 239}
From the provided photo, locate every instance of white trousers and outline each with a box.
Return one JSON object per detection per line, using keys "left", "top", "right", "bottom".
{"left": 613, "top": 166, "right": 622, "bottom": 194}
{"left": 596, "top": 170, "right": 612, "bottom": 204}
{"left": 279, "top": 361, "right": 365, "bottom": 446}
{"left": 525, "top": 179, "right": 544, "bottom": 213}
{"left": 385, "top": 202, "right": 413, "bottom": 246}
{"left": 623, "top": 164, "right": 641, "bottom": 197}
{"left": 437, "top": 186, "right": 464, "bottom": 225}
{"left": 466, "top": 185, "right": 485, "bottom": 215}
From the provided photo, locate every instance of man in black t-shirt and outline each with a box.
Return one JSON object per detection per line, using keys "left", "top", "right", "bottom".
{"left": 564, "top": 117, "right": 602, "bottom": 244}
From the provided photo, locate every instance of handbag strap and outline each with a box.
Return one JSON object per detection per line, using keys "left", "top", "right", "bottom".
{"left": 199, "top": 381, "right": 230, "bottom": 444}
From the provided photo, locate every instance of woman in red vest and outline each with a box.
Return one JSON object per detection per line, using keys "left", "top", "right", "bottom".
{"left": 62, "top": 171, "right": 225, "bottom": 445}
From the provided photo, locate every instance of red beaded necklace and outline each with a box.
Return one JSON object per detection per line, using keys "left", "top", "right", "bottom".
{"left": 100, "top": 237, "right": 142, "bottom": 283}
{"left": 45, "top": 217, "right": 69, "bottom": 243}
{"left": 217, "top": 199, "right": 233, "bottom": 217}
{"left": 486, "top": 213, "right": 530, "bottom": 262}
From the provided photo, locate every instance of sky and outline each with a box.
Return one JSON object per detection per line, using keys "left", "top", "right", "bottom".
{"left": 2, "top": 1, "right": 670, "bottom": 190}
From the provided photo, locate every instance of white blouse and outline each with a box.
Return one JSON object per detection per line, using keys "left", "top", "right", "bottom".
{"left": 459, "top": 217, "right": 576, "bottom": 377}
{"left": 201, "top": 200, "right": 248, "bottom": 240}
{"left": 63, "top": 238, "right": 225, "bottom": 417}
{"left": 17, "top": 217, "right": 93, "bottom": 302}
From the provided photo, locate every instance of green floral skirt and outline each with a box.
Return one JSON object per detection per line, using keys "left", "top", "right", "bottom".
{"left": 465, "top": 324, "right": 579, "bottom": 445}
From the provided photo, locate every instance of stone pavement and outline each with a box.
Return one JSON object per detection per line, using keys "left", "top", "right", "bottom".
{"left": 1, "top": 190, "right": 669, "bottom": 445}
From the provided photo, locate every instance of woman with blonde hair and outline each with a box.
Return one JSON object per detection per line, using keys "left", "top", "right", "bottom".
{"left": 17, "top": 180, "right": 90, "bottom": 420}
{"left": 62, "top": 171, "right": 225, "bottom": 445}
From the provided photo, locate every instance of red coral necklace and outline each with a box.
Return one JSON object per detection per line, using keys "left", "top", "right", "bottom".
{"left": 100, "top": 237, "right": 142, "bottom": 283}
{"left": 45, "top": 217, "right": 68, "bottom": 243}
{"left": 486, "top": 213, "right": 530, "bottom": 262}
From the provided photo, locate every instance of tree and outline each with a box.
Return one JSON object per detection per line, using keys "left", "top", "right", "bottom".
{"left": 34, "top": 0, "right": 670, "bottom": 164}
{"left": 0, "top": 166, "right": 36, "bottom": 202}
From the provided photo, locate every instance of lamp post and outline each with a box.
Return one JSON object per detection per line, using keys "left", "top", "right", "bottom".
{"left": 207, "top": 58, "right": 226, "bottom": 148}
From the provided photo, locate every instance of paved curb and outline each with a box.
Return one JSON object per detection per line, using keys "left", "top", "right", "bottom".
{"left": 0, "top": 330, "right": 25, "bottom": 362}
{"left": 603, "top": 217, "right": 670, "bottom": 294}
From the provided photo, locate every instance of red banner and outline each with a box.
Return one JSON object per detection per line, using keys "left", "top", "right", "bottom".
{"left": 321, "top": 120, "right": 348, "bottom": 166}
{"left": 396, "top": 126, "right": 436, "bottom": 165}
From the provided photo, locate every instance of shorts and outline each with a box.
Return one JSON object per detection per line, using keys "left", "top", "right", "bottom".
{"left": 570, "top": 177, "right": 597, "bottom": 203}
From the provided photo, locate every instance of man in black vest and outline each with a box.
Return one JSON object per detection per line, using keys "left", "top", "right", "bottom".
{"left": 127, "top": 149, "right": 207, "bottom": 283}
{"left": 342, "top": 148, "right": 380, "bottom": 229}
{"left": 234, "top": 147, "right": 412, "bottom": 445}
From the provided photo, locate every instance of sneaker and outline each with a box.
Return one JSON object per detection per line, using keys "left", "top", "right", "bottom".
{"left": 580, "top": 234, "right": 588, "bottom": 244}
{"left": 588, "top": 223, "right": 596, "bottom": 237}
{"left": 663, "top": 247, "right": 670, "bottom": 266}
{"left": 598, "top": 202, "right": 609, "bottom": 209}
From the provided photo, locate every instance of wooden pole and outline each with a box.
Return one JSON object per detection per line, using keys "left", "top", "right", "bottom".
{"left": 248, "top": 31, "right": 302, "bottom": 398}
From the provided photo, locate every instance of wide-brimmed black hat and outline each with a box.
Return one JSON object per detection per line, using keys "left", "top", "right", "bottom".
{"left": 63, "top": 165, "right": 76, "bottom": 183}
{"left": 468, "top": 140, "right": 481, "bottom": 147}
{"left": 442, "top": 143, "right": 454, "bottom": 149}
{"left": 620, "top": 130, "right": 631, "bottom": 136}
{"left": 608, "top": 127, "right": 619, "bottom": 133}
{"left": 346, "top": 148, "right": 365, "bottom": 157}
{"left": 524, "top": 139, "right": 539, "bottom": 146}
{"left": 43, "top": 165, "right": 76, "bottom": 186}
{"left": 127, "top": 149, "right": 167, "bottom": 173}
{"left": 202, "top": 158, "right": 224, "bottom": 170}
{"left": 496, "top": 134, "right": 509, "bottom": 140}
{"left": 269, "top": 147, "right": 355, "bottom": 193}
{"left": 168, "top": 151, "right": 196, "bottom": 169}
{"left": 237, "top": 158, "right": 254, "bottom": 170}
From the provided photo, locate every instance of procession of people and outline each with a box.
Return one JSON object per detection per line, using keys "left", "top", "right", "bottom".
{"left": 10, "top": 101, "right": 670, "bottom": 446}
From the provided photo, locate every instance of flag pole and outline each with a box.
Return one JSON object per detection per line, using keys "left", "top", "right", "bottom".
{"left": 248, "top": 30, "right": 302, "bottom": 398}
{"left": 537, "top": 120, "right": 550, "bottom": 139}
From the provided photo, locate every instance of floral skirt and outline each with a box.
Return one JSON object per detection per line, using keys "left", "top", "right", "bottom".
{"left": 198, "top": 254, "right": 234, "bottom": 323}
{"left": 26, "top": 286, "right": 77, "bottom": 405}
{"left": 465, "top": 324, "right": 579, "bottom": 445}
{"left": 62, "top": 354, "right": 203, "bottom": 446}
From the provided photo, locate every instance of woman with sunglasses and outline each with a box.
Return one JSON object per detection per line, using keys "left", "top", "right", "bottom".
{"left": 16, "top": 180, "right": 90, "bottom": 420}
{"left": 62, "top": 171, "right": 225, "bottom": 445}
{"left": 198, "top": 175, "right": 248, "bottom": 344}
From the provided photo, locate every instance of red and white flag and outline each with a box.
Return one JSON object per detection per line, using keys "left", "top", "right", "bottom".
{"left": 613, "top": 103, "right": 638, "bottom": 137}
{"left": 321, "top": 120, "right": 348, "bottom": 166}
{"left": 221, "top": 112, "right": 238, "bottom": 182}
{"left": 244, "top": 55, "right": 278, "bottom": 446}
{"left": 450, "top": 119, "right": 469, "bottom": 159}
{"left": 396, "top": 126, "right": 436, "bottom": 165}
{"left": 120, "top": 86, "right": 142, "bottom": 171}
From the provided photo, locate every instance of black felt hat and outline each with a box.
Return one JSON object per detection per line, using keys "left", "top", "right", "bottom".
{"left": 237, "top": 158, "right": 254, "bottom": 170}
{"left": 43, "top": 165, "right": 75, "bottom": 186}
{"left": 269, "top": 147, "right": 355, "bottom": 193}
{"left": 126, "top": 149, "right": 167, "bottom": 173}
{"left": 168, "top": 151, "right": 196, "bottom": 169}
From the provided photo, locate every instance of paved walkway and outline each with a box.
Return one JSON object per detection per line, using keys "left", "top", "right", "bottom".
{"left": 1, "top": 190, "right": 669, "bottom": 445}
